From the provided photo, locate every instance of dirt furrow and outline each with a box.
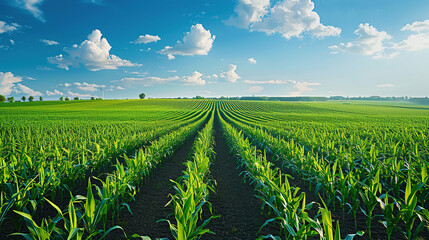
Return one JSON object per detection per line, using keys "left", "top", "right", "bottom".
{"left": 106, "top": 132, "right": 198, "bottom": 239}
{"left": 204, "top": 118, "right": 275, "bottom": 240}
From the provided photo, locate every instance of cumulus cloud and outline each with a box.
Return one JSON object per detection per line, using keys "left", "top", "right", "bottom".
{"left": 393, "top": 20, "right": 429, "bottom": 51}
{"left": 376, "top": 83, "right": 394, "bottom": 88}
{"left": 41, "top": 39, "right": 59, "bottom": 45}
{"left": 249, "top": 86, "right": 264, "bottom": 93}
{"left": 224, "top": 0, "right": 270, "bottom": 28}
{"left": 13, "top": 83, "right": 43, "bottom": 96}
{"left": 0, "top": 72, "right": 43, "bottom": 96}
{"left": 220, "top": 64, "right": 240, "bottom": 83}
{"left": 183, "top": 71, "right": 205, "bottom": 85}
{"left": 226, "top": 0, "right": 341, "bottom": 39}
{"left": 0, "top": 21, "right": 19, "bottom": 34}
{"left": 132, "top": 34, "right": 161, "bottom": 44}
{"left": 48, "top": 29, "right": 140, "bottom": 71}
{"left": 329, "top": 23, "right": 395, "bottom": 59}
{"left": 0, "top": 72, "right": 22, "bottom": 95}
{"left": 248, "top": 57, "right": 257, "bottom": 64}
{"left": 13, "top": 0, "right": 45, "bottom": 21}
{"left": 46, "top": 89, "right": 64, "bottom": 96}
{"left": 73, "top": 82, "right": 106, "bottom": 92}
{"left": 159, "top": 24, "right": 215, "bottom": 60}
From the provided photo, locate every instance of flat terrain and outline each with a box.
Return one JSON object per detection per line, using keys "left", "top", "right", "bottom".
{"left": 1, "top": 99, "right": 428, "bottom": 240}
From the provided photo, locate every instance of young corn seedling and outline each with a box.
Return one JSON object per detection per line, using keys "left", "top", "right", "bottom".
{"left": 399, "top": 173, "right": 424, "bottom": 239}
{"left": 377, "top": 193, "right": 400, "bottom": 240}
{"left": 358, "top": 169, "right": 382, "bottom": 239}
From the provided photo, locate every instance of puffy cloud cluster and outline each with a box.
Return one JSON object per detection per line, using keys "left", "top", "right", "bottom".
{"left": 226, "top": 0, "right": 341, "bottom": 39}
{"left": 0, "top": 21, "right": 19, "bottom": 34}
{"left": 73, "top": 82, "right": 106, "bottom": 92}
{"left": 132, "top": 34, "right": 161, "bottom": 44}
{"left": 331, "top": 20, "right": 429, "bottom": 59}
{"left": 0, "top": 72, "right": 42, "bottom": 96}
{"left": 183, "top": 71, "right": 205, "bottom": 85}
{"left": 220, "top": 64, "right": 240, "bottom": 83}
{"left": 329, "top": 23, "right": 394, "bottom": 59}
{"left": 46, "top": 89, "right": 64, "bottom": 96}
{"left": 393, "top": 20, "right": 429, "bottom": 51}
{"left": 159, "top": 24, "right": 215, "bottom": 60}
{"left": 248, "top": 57, "right": 257, "bottom": 64}
{"left": 49, "top": 29, "right": 140, "bottom": 71}
{"left": 224, "top": 0, "right": 270, "bottom": 28}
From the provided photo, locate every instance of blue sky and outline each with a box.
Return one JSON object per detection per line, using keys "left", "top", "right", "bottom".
{"left": 1, "top": 0, "right": 429, "bottom": 99}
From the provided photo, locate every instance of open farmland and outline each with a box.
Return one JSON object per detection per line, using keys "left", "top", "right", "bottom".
{"left": 1, "top": 99, "right": 429, "bottom": 240}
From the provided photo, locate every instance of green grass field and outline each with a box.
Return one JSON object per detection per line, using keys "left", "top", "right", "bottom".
{"left": 1, "top": 99, "right": 428, "bottom": 240}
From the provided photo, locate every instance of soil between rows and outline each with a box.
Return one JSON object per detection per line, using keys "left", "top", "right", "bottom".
{"left": 107, "top": 132, "right": 198, "bottom": 239}
{"left": 203, "top": 118, "right": 275, "bottom": 240}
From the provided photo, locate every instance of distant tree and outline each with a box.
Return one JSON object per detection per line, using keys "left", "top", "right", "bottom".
{"left": 74, "top": 97, "right": 79, "bottom": 100}
{"left": 29, "top": 96, "right": 34, "bottom": 102}
{"left": 7, "top": 97, "right": 14, "bottom": 102}
{"left": 0, "top": 95, "right": 5, "bottom": 102}
{"left": 195, "top": 96, "right": 204, "bottom": 99}
{"left": 39, "top": 96, "right": 43, "bottom": 101}
{"left": 139, "top": 93, "right": 146, "bottom": 99}
{"left": 65, "top": 97, "right": 70, "bottom": 101}
{"left": 91, "top": 97, "right": 95, "bottom": 100}
{"left": 21, "top": 96, "right": 26, "bottom": 102}
{"left": 59, "top": 97, "right": 64, "bottom": 101}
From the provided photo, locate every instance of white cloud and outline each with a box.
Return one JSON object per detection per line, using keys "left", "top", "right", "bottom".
{"left": 227, "top": 0, "right": 341, "bottom": 39}
{"left": 105, "top": 85, "right": 125, "bottom": 92}
{"left": 248, "top": 57, "right": 257, "bottom": 64}
{"left": 0, "top": 21, "right": 19, "bottom": 34}
{"left": 41, "top": 39, "right": 59, "bottom": 45}
{"left": 159, "top": 24, "right": 215, "bottom": 60}
{"left": 73, "top": 82, "right": 106, "bottom": 92}
{"left": 376, "top": 83, "right": 394, "bottom": 88}
{"left": 168, "top": 70, "right": 177, "bottom": 73}
{"left": 220, "top": 64, "right": 240, "bottom": 83}
{"left": 183, "top": 71, "right": 205, "bottom": 85}
{"left": 13, "top": 83, "right": 43, "bottom": 96}
{"left": 0, "top": 72, "right": 22, "bottom": 95}
{"left": 10, "top": 39, "right": 15, "bottom": 45}
{"left": 329, "top": 23, "right": 395, "bottom": 59}
{"left": 224, "top": 0, "right": 270, "bottom": 28}
{"left": 249, "top": 86, "right": 263, "bottom": 93}
{"left": 393, "top": 20, "right": 429, "bottom": 51}
{"left": 48, "top": 29, "right": 141, "bottom": 71}
{"left": 46, "top": 89, "right": 64, "bottom": 96}
{"left": 66, "top": 91, "right": 92, "bottom": 98}
{"left": 132, "top": 34, "right": 161, "bottom": 44}
{"left": 13, "top": 0, "right": 45, "bottom": 21}
{"left": 0, "top": 72, "right": 42, "bottom": 96}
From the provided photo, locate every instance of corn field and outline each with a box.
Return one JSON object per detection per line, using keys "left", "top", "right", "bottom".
{"left": 0, "top": 99, "right": 428, "bottom": 239}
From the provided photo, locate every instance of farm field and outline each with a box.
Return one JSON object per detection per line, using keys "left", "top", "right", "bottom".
{"left": 0, "top": 99, "right": 428, "bottom": 240}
